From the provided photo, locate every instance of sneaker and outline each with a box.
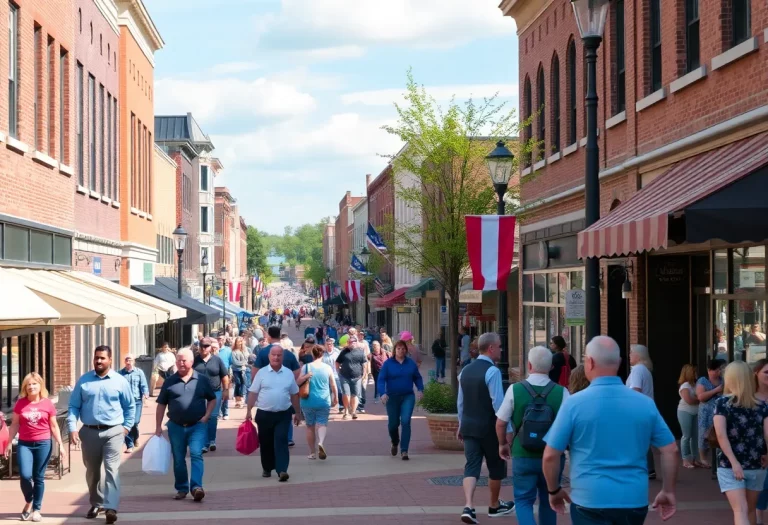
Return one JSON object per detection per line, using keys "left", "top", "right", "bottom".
{"left": 278, "top": 472, "right": 290, "bottom": 482}
{"left": 358, "top": 408, "right": 366, "bottom": 414}
{"left": 105, "top": 509, "right": 118, "bottom": 525}
{"left": 31, "top": 511, "right": 42, "bottom": 523}
{"left": 209, "top": 444, "right": 217, "bottom": 452}
{"left": 288, "top": 441, "right": 295, "bottom": 447}
{"left": 460, "top": 507, "right": 478, "bottom": 524}
{"left": 223, "top": 415, "right": 229, "bottom": 420}
{"left": 21, "top": 510, "right": 31, "bottom": 522}
{"left": 192, "top": 487, "right": 205, "bottom": 502}
{"left": 488, "top": 500, "right": 515, "bottom": 517}
{"left": 173, "top": 492, "right": 187, "bottom": 500}
{"left": 201, "top": 447, "right": 209, "bottom": 454}
{"left": 352, "top": 413, "right": 358, "bottom": 420}
{"left": 338, "top": 407, "right": 344, "bottom": 413}
{"left": 390, "top": 442, "right": 398, "bottom": 456}
{"left": 649, "top": 471, "right": 657, "bottom": 480}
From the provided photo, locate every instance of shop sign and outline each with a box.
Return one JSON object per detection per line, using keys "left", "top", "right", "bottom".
{"left": 396, "top": 306, "right": 413, "bottom": 313}
{"left": 740, "top": 270, "right": 756, "bottom": 288}
{"left": 440, "top": 305, "right": 449, "bottom": 327}
{"left": 565, "top": 289, "right": 586, "bottom": 326}
{"left": 459, "top": 289, "right": 483, "bottom": 303}
{"left": 92, "top": 257, "right": 102, "bottom": 275}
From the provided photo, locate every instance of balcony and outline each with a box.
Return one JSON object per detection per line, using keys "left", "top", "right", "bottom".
{"left": 199, "top": 232, "right": 215, "bottom": 247}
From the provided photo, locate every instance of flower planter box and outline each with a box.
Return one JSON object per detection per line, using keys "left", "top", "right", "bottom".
{"left": 425, "top": 413, "right": 463, "bottom": 451}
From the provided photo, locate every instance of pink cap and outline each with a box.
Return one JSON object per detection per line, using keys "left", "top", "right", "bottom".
{"left": 399, "top": 331, "right": 413, "bottom": 341}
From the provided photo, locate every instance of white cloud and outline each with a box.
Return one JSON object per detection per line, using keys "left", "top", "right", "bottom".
{"left": 299, "top": 45, "right": 366, "bottom": 61}
{"left": 154, "top": 76, "right": 316, "bottom": 121}
{"left": 208, "top": 61, "right": 262, "bottom": 75}
{"left": 255, "top": 0, "right": 516, "bottom": 50}
{"left": 341, "top": 83, "right": 519, "bottom": 106}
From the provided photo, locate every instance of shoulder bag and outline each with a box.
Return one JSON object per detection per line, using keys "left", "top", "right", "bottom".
{"left": 299, "top": 364, "right": 311, "bottom": 399}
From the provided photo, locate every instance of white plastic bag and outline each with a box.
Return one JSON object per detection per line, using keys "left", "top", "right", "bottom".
{"left": 142, "top": 435, "right": 171, "bottom": 476}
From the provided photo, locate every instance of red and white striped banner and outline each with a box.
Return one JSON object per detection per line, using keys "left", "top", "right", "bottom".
{"left": 345, "top": 280, "right": 362, "bottom": 302}
{"left": 320, "top": 284, "right": 330, "bottom": 301}
{"left": 253, "top": 278, "right": 264, "bottom": 293}
{"left": 228, "top": 282, "right": 241, "bottom": 302}
{"left": 465, "top": 215, "right": 516, "bottom": 291}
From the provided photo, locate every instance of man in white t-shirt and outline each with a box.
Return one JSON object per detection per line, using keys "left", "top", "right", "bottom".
{"left": 626, "top": 344, "right": 656, "bottom": 478}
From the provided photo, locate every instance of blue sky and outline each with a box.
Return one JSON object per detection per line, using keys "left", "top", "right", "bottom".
{"left": 146, "top": 0, "right": 519, "bottom": 234}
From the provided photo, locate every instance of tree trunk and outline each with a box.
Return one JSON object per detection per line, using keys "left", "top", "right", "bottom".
{"left": 448, "top": 285, "right": 460, "bottom": 398}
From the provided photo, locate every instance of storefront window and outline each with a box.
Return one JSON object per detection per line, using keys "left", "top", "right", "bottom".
{"left": 714, "top": 299, "right": 729, "bottom": 361}
{"left": 714, "top": 249, "right": 728, "bottom": 294}
{"left": 522, "top": 274, "right": 533, "bottom": 301}
{"left": 534, "top": 274, "right": 546, "bottom": 302}
{"left": 571, "top": 271, "right": 584, "bottom": 291}
{"left": 734, "top": 299, "right": 767, "bottom": 364}
{"left": 558, "top": 273, "right": 569, "bottom": 304}
{"left": 733, "top": 246, "right": 765, "bottom": 294}
{"left": 534, "top": 306, "right": 546, "bottom": 347}
{"left": 548, "top": 307, "right": 559, "bottom": 343}
{"left": 548, "top": 274, "right": 558, "bottom": 303}
{"left": 523, "top": 305, "right": 534, "bottom": 353}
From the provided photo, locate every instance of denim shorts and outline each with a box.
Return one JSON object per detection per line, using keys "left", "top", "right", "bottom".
{"left": 302, "top": 407, "right": 330, "bottom": 426}
{"left": 340, "top": 376, "right": 361, "bottom": 397}
{"left": 717, "top": 467, "right": 767, "bottom": 492}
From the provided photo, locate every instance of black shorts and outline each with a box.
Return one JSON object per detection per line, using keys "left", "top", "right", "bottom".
{"left": 463, "top": 432, "right": 507, "bottom": 481}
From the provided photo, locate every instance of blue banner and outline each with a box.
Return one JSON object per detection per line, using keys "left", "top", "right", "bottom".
{"left": 349, "top": 254, "right": 370, "bottom": 275}
{"left": 366, "top": 222, "right": 387, "bottom": 253}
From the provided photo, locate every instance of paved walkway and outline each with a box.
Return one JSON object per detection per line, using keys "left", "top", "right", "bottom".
{"left": 0, "top": 319, "right": 738, "bottom": 523}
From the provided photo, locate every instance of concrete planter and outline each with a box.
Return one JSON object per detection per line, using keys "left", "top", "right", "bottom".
{"left": 425, "top": 412, "right": 463, "bottom": 451}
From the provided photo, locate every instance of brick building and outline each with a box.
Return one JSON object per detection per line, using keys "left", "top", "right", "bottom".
{"left": 322, "top": 223, "right": 335, "bottom": 277}
{"left": 367, "top": 164, "right": 395, "bottom": 330}
{"left": 153, "top": 143, "right": 177, "bottom": 279}
{"left": 503, "top": 0, "right": 768, "bottom": 428}
{"left": 333, "top": 191, "right": 363, "bottom": 290}
{"left": 0, "top": 0, "right": 77, "bottom": 396}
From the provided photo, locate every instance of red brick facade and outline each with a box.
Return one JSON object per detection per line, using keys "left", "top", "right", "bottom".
{"left": 214, "top": 186, "right": 234, "bottom": 281}
{"left": 505, "top": 0, "right": 768, "bottom": 370}
{"left": 366, "top": 166, "right": 394, "bottom": 285}
{"left": 333, "top": 191, "right": 363, "bottom": 287}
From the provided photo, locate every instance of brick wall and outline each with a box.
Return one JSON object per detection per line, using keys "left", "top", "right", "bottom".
{"left": 367, "top": 167, "right": 395, "bottom": 283}
{"left": 53, "top": 326, "right": 74, "bottom": 394}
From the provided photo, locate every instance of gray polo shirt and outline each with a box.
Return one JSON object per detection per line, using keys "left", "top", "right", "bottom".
{"left": 157, "top": 371, "right": 216, "bottom": 426}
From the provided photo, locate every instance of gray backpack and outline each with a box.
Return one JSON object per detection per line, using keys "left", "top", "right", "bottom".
{"left": 517, "top": 380, "right": 556, "bottom": 452}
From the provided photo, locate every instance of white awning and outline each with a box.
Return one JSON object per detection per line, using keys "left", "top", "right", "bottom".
{"left": 64, "top": 271, "right": 186, "bottom": 320}
{"left": 2, "top": 268, "right": 171, "bottom": 327}
{"left": 0, "top": 271, "right": 61, "bottom": 326}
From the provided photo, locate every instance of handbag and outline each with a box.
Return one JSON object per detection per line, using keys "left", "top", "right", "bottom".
{"left": 299, "top": 364, "right": 311, "bottom": 399}
{"left": 142, "top": 435, "right": 171, "bottom": 475}
{"left": 235, "top": 420, "right": 260, "bottom": 455}
{"left": 705, "top": 426, "right": 720, "bottom": 449}
{"left": 0, "top": 414, "right": 9, "bottom": 456}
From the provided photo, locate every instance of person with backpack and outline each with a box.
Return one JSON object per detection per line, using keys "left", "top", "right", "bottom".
{"left": 548, "top": 336, "right": 576, "bottom": 387}
{"left": 495, "top": 346, "right": 569, "bottom": 525}
{"left": 457, "top": 332, "right": 516, "bottom": 524}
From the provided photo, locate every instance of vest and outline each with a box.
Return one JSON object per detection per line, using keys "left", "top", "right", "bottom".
{"left": 511, "top": 381, "right": 565, "bottom": 458}
{"left": 459, "top": 358, "right": 496, "bottom": 438}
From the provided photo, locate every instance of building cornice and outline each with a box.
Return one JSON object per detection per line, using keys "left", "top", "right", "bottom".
{"left": 500, "top": 0, "right": 556, "bottom": 36}
{"left": 74, "top": 231, "right": 123, "bottom": 248}
{"left": 94, "top": 0, "right": 120, "bottom": 35}
{"left": 116, "top": 0, "right": 164, "bottom": 67}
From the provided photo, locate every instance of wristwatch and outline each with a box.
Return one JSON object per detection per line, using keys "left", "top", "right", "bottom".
{"left": 547, "top": 487, "right": 562, "bottom": 496}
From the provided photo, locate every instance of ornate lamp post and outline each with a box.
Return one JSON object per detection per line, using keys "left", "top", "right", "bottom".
{"left": 359, "top": 246, "right": 371, "bottom": 326}
{"left": 571, "top": 0, "right": 610, "bottom": 342}
{"left": 221, "top": 264, "right": 228, "bottom": 332}
{"left": 172, "top": 225, "right": 188, "bottom": 347}
{"left": 485, "top": 140, "right": 515, "bottom": 385}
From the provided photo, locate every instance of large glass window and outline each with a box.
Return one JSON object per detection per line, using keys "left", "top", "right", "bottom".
{"left": 5, "top": 225, "right": 29, "bottom": 261}
{"left": 1, "top": 331, "right": 53, "bottom": 409}
{"left": 614, "top": 0, "right": 626, "bottom": 113}
{"left": 733, "top": 246, "right": 765, "bottom": 294}
{"left": 732, "top": 0, "right": 750, "bottom": 47}
{"left": 523, "top": 268, "right": 585, "bottom": 365}
{"left": 89, "top": 75, "right": 96, "bottom": 190}
{"left": 650, "top": 0, "right": 662, "bottom": 93}
{"left": 567, "top": 40, "right": 577, "bottom": 145}
{"left": 714, "top": 249, "right": 728, "bottom": 294}
{"left": 551, "top": 55, "right": 560, "bottom": 153}
{"left": 76, "top": 63, "right": 83, "bottom": 185}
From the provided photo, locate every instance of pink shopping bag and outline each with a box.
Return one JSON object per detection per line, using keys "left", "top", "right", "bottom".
{"left": 235, "top": 420, "right": 259, "bottom": 455}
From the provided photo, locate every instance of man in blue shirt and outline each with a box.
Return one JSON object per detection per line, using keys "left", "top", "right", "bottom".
{"left": 216, "top": 335, "right": 233, "bottom": 420}
{"left": 543, "top": 336, "right": 678, "bottom": 524}
{"left": 68, "top": 345, "right": 135, "bottom": 524}
{"left": 118, "top": 355, "right": 149, "bottom": 452}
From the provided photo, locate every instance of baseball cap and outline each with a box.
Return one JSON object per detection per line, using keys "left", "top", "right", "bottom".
{"left": 399, "top": 331, "right": 413, "bottom": 341}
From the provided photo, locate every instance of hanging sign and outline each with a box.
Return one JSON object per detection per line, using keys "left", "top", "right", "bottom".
{"left": 565, "top": 289, "right": 586, "bottom": 327}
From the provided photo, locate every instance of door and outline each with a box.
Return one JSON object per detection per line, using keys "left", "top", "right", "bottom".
{"left": 607, "top": 265, "right": 629, "bottom": 381}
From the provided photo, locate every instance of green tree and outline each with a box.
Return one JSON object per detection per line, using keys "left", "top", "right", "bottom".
{"left": 382, "top": 70, "right": 531, "bottom": 395}
{"left": 246, "top": 227, "right": 273, "bottom": 283}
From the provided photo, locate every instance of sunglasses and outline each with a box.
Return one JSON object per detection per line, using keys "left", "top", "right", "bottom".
{"left": 201, "top": 344, "right": 211, "bottom": 349}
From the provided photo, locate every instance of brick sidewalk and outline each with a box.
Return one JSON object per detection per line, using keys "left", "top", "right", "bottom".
{"left": 0, "top": 318, "right": 737, "bottom": 524}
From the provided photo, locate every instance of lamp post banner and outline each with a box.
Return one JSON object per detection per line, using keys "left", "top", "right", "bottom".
{"left": 228, "top": 282, "right": 242, "bottom": 303}
{"left": 465, "top": 215, "right": 517, "bottom": 291}
{"left": 345, "top": 280, "right": 362, "bottom": 302}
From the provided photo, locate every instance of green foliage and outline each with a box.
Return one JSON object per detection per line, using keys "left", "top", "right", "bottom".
{"left": 251, "top": 219, "right": 331, "bottom": 286}
{"left": 381, "top": 69, "right": 535, "bottom": 395}
{"left": 417, "top": 381, "right": 458, "bottom": 414}
{"left": 246, "top": 226, "right": 273, "bottom": 282}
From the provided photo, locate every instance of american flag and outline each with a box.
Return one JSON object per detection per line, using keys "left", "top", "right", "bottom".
{"left": 252, "top": 277, "right": 264, "bottom": 293}
{"left": 374, "top": 277, "right": 387, "bottom": 296}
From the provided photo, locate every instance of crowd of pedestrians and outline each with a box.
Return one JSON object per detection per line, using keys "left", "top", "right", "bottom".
{"left": 8, "top": 284, "right": 768, "bottom": 525}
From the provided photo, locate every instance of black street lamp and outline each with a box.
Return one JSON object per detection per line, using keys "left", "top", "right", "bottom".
{"left": 486, "top": 140, "right": 515, "bottom": 385}
{"left": 221, "top": 264, "right": 228, "bottom": 332}
{"left": 359, "top": 246, "right": 371, "bottom": 326}
{"left": 572, "top": 0, "right": 610, "bottom": 343}
{"left": 172, "top": 224, "right": 188, "bottom": 348}
{"left": 201, "top": 252, "right": 209, "bottom": 305}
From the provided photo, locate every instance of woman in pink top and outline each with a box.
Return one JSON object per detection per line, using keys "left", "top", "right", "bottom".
{"left": 6, "top": 372, "right": 65, "bottom": 522}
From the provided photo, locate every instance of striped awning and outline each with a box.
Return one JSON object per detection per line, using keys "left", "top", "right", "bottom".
{"left": 578, "top": 132, "right": 768, "bottom": 259}
{"left": 373, "top": 287, "right": 409, "bottom": 308}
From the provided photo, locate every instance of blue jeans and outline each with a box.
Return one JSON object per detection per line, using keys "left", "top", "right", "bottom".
{"left": 17, "top": 439, "right": 52, "bottom": 511}
{"left": 435, "top": 357, "right": 445, "bottom": 379}
{"left": 385, "top": 393, "right": 415, "bottom": 453}
{"left": 233, "top": 370, "right": 246, "bottom": 398}
{"left": 245, "top": 368, "right": 252, "bottom": 390}
{"left": 219, "top": 389, "right": 229, "bottom": 418}
{"left": 512, "top": 455, "right": 564, "bottom": 525}
{"left": 166, "top": 421, "right": 206, "bottom": 493}
{"left": 125, "top": 400, "right": 142, "bottom": 448}
{"left": 208, "top": 391, "right": 222, "bottom": 445}
{"left": 570, "top": 504, "right": 648, "bottom": 525}
{"left": 677, "top": 410, "right": 698, "bottom": 461}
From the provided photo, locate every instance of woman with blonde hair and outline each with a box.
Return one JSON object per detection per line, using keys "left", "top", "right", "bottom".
{"left": 5, "top": 373, "right": 66, "bottom": 522}
{"left": 677, "top": 364, "right": 700, "bottom": 469}
{"left": 714, "top": 361, "right": 768, "bottom": 525}
{"left": 568, "top": 364, "right": 590, "bottom": 394}
{"left": 230, "top": 337, "right": 249, "bottom": 409}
